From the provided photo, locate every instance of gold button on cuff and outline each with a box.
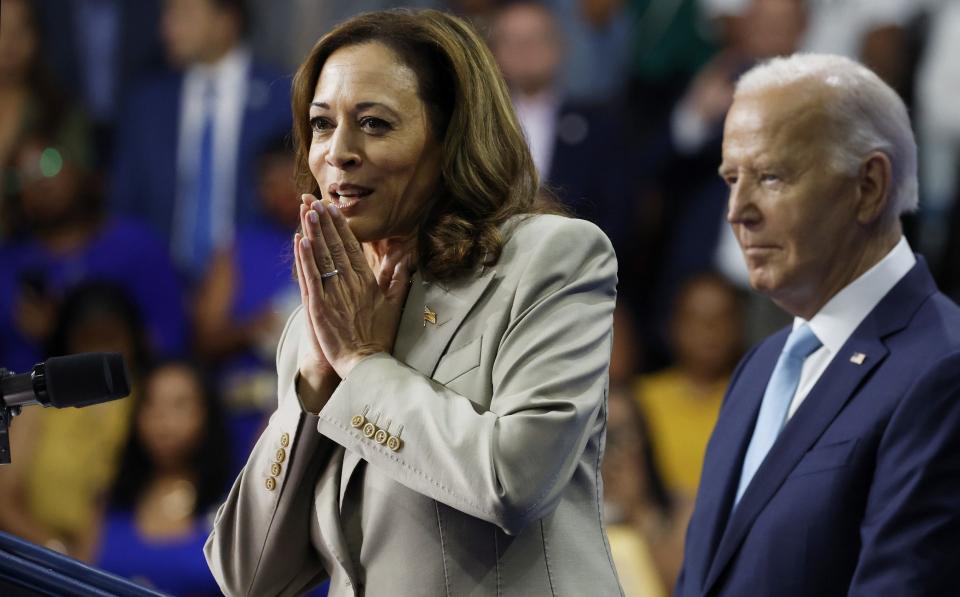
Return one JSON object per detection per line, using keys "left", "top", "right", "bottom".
{"left": 374, "top": 429, "right": 388, "bottom": 444}
{"left": 387, "top": 436, "right": 403, "bottom": 452}
{"left": 280, "top": 432, "right": 290, "bottom": 447}
{"left": 351, "top": 415, "right": 366, "bottom": 429}
{"left": 275, "top": 448, "right": 286, "bottom": 463}
{"left": 271, "top": 462, "right": 282, "bottom": 476}
{"left": 265, "top": 477, "right": 277, "bottom": 491}
{"left": 362, "top": 423, "right": 377, "bottom": 438}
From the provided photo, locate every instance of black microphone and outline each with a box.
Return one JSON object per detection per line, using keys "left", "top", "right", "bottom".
{"left": 1, "top": 353, "right": 131, "bottom": 409}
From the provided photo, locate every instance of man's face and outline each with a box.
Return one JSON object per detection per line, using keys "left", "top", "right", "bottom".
{"left": 490, "top": 4, "right": 562, "bottom": 96}
{"left": 719, "top": 85, "right": 863, "bottom": 317}
{"left": 161, "top": 0, "right": 237, "bottom": 66}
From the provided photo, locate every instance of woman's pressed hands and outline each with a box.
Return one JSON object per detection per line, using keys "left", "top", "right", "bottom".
{"left": 295, "top": 193, "right": 411, "bottom": 382}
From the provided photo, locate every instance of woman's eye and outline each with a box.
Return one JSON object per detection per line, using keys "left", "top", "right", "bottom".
{"left": 309, "top": 116, "right": 331, "bottom": 133}
{"left": 359, "top": 117, "right": 390, "bottom": 134}
{"left": 760, "top": 173, "right": 780, "bottom": 184}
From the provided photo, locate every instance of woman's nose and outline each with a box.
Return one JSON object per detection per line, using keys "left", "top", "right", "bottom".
{"left": 325, "top": 126, "right": 362, "bottom": 170}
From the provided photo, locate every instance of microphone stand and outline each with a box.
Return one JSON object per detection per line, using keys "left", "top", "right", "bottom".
{"left": 0, "top": 368, "right": 20, "bottom": 465}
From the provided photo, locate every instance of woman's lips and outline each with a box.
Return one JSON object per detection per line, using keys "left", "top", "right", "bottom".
{"left": 328, "top": 184, "right": 373, "bottom": 211}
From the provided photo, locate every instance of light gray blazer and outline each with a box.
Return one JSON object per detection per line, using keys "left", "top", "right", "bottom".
{"left": 205, "top": 214, "right": 624, "bottom": 596}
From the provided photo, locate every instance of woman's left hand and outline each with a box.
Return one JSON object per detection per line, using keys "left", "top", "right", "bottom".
{"left": 296, "top": 196, "right": 411, "bottom": 378}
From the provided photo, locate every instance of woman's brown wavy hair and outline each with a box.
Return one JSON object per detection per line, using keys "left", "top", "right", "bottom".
{"left": 290, "top": 9, "right": 564, "bottom": 282}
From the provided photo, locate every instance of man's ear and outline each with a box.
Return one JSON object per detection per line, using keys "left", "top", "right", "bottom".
{"left": 856, "top": 152, "right": 893, "bottom": 224}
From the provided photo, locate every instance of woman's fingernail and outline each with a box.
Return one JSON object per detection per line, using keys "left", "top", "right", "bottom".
{"left": 300, "top": 236, "right": 310, "bottom": 249}
{"left": 312, "top": 200, "right": 324, "bottom": 213}
{"left": 307, "top": 210, "right": 319, "bottom": 224}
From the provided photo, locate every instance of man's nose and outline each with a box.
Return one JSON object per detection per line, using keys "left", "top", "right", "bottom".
{"left": 727, "top": 181, "right": 759, "bottom": 225}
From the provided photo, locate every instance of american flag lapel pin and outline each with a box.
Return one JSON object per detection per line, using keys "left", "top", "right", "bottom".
{"left": 423, "top": 306, "right": 437, "bottom": 327}
{"left": 849, "top": 352, "right": 866, "bottom": 365}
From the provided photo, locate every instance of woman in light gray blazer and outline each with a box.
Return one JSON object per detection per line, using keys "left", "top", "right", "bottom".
{"left": 205, "top": 9, "right": 623, "bottom": 596}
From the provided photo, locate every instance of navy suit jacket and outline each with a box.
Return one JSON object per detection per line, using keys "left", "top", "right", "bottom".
{"left": 546, "top": 101, "right": 635, "bottom": 257}
{"left": 109, "top": 62, "right": 291, "bottom": 252}
{"left": 677, "top": 258, "right": 960, "bottom": 597}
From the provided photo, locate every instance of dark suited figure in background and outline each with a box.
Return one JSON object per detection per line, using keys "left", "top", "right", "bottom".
{"left": 678, "top": 53, "right": 960, "bottom": 596}
{"left": 488, "top": 0, "right": 635, "bottom": 256}
{"left": 110, "top": 0, "right": 290, "bottom": 282}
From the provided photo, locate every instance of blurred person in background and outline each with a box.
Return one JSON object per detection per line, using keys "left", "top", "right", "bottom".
{"left": 635, "top": 272, "right": 743, "bottom": 499}
{"left": 489, "top": 0, "right": 635, "bottom": 259}
{"left": 701, "top": 0, "right": 922, "bottom": 96}
{"left": 0, "top": 282, "right": 149, "bottom": 560}
{"left": 0, "top": 133, "right": 187, "bottom": 375}
{"left": 110, "top": 0, "right": 291, "bottom": 283}
{"left": 31, "top": 0, "right": 164, "bottom": 162}
{"left": 917, "top": 1, "right": 960, "bottom": 295}
{"left": 603, "top": 386, "right": 691, "bottom": 596}
{"left": 547, "top": 0, "right": 635, "bottom": 105}
{"left": 625, "top": 0, "right": 718, "bottom": 138}
{"left": 193, "top": 135, "right": 301, "bottom": 473}
{"left": 639, "top": 0, "right": 804, "bottom": 368}
{"left": 95, "top": 360, "right": 230, "bottom": 596}
{"left": 247, "top": 0, "right": 442, "bottom": 74}
{"left": 0, "top": 0, "right": 93, "bottom": 240}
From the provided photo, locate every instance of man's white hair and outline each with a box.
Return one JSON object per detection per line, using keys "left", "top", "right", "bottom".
{"left": 736, "top": 53, "right": 918, "bottom": 216}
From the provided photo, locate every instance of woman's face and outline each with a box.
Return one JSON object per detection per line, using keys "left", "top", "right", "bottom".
{"left": 307, "top": 42, "right": 442, "bottom": 242}
{"left": 15, "top": 140, "right": 82, "bottom": 227}
{"left": 0, "top": 0, "right": 38, "bottom": 82}
{"left": 137, "top": 365, "right": 207, "bottom": 471}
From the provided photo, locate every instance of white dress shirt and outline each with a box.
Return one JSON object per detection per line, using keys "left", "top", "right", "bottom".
{"left": 512, "top": 90, "right": 560, "bottom": 181}
{"left": 786, "top": 237, "right": 916, "bottom": 419}
{"left": 173, "top": 46, "right": 251, "bottom": 267}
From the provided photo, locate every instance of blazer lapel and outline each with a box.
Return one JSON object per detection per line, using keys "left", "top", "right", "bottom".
{"left": 703, "top": 258, "right": 937, "bottom": 595}
{"left": 704, "top": 334, "right": 886, "bottom": 593}
{"left": 314, "top": 446, "right": 361, "bottom": 586}
{"left": 394, "top": 267, "right": 498, "bottom": 376}
{"left": 338, "top": 266, "right": 497, "bottom": 496}
{"left": 687, "top": 337, "right": 782, "bottom": 592}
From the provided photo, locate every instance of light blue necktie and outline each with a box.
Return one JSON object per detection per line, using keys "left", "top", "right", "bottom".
{"left": 734, "top": 324, "right": 822, "bottom": 506}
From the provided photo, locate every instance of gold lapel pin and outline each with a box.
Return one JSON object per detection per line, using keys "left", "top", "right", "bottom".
{"left": 423, "top": 305, "right": 437, "bottom": 327}
{"left": 849, "top": 352, "right": 866, "bottom": 365}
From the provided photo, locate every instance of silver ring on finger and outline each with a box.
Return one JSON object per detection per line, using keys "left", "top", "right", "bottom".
{"left": 320, "top": 269, "right": 339, "bottom": 280}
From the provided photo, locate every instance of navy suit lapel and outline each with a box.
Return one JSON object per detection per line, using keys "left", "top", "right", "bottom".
{"left": 701, "top": 258, "right": 937, "bottom": 595}
{"left": 685, "top": 335, "right": 783, "bottom": 592}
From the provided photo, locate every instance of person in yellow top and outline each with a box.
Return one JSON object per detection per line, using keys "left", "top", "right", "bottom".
{"left": 635, "top": 273, "right": 744, "bottom": 498}
{"left": 0, "top": 282, "right": 145, "bottom": 560}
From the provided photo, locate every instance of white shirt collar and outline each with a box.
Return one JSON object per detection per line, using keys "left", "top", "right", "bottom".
{"left": 187, "top": 45, "right": 251, "bottom": 89}
{"left": 512, "top": 88, "right": 560, "bottom": 180}
{"left": 795, "top": 236, "right": 916, "bottom": 352}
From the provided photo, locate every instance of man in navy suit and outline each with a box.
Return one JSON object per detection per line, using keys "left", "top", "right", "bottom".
{"left": 677, "top": 53, "right": 960, "bottom": 596}
{"left": 110, "top": 0, "right": 290, "bottom": 281}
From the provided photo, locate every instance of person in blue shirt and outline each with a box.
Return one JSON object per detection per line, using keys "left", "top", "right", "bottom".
{"left": 96, "top": 359, "right": 231, "bottom": 596}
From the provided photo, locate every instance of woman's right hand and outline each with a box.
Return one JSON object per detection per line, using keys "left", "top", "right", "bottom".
{"left": 293, "top": 202, "right": 340, "bottom": 413}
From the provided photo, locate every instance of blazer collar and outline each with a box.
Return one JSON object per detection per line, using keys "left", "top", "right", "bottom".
{"left": 701, "top": 258, "right": 937, "bottom": 595}
{"left": 393, "top": 266, "right": 498, "bottom": 376}
{"left": 337, "top": 264, "right": 497, "bottom": 516}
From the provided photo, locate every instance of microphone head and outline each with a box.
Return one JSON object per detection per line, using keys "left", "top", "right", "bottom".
{"left": 44, "top": 353, "right": 131, "bottom": 408}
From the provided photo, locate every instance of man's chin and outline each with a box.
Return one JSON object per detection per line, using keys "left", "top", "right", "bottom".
{"left": 747, "top": 270, "right": 779, "bottom": 296}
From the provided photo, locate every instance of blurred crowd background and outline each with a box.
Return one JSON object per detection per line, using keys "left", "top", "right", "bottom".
{"left": 1, "top": 0, "right": 958, "bottom": 595}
